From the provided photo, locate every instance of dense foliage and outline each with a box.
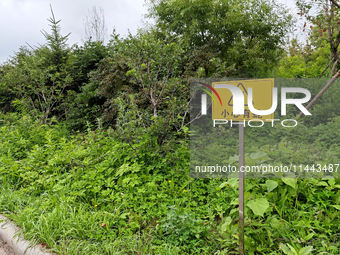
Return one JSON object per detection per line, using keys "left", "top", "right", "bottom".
{"left": 1, "top": 109, "right": 340, "bottom": 254}
{"left": 147, "top": 0, "right": 293, "bottom": 77}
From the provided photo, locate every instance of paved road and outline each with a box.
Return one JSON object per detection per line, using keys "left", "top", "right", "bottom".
{"left": 0, "top": 237, "right": 14, "bottom": 255}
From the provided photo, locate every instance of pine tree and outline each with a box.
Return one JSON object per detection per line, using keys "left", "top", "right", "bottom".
{"left": 40, "top": 5, "right": 71, "bottom": 71}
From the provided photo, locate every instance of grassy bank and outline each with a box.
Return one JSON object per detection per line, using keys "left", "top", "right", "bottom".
{"left": 0, "top": 113, "right": 340, "bottom": 254}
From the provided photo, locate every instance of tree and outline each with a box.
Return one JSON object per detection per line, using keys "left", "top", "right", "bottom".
{"left": 1, "top": 7, "right": 75, "bottom": 124}
{"left": 0, "top": 63, "right": 17, "bottom": 113}
{"left": 85, "top": 30, "right": 210, "bottom": 145}
{"left": 273, "top": 38, "right": 330, "bottom": 78}
{"left": 65, "top": 40, "right": 111, "bottom": 130}
{"left": 84, "top": 6, "right": 108, "bottom": 43}
{"left": 147, "top": 0, "right": 293, "bottom": 77}
{"left": 41, "top": 5, "right": 71, "bottom": 71}
{"left": 296, "top": 0, "right": 340, "bottom": 75}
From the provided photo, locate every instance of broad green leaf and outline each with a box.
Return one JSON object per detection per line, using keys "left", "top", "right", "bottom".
{"left": 266, "top": 180, "right": 278, "bottom": 193}
{"left": 316, "top": 181, "right": 328, "bottom": 186}
{"left": 281, "top": 243, "right": 294, "bottom": 255}
{"left": 228, "top": 155, "right": 239, "bottom": 164}
{"left": 286, "top": 244, "right": 298, "bottom": 255}
{"left": 250, "top": 151, "right": 269, "bottom": 160}
{"left": 230, "top": 198, "right": 239, "bottom": 205}
{"left": 221, "top": 216, "right": 232, "bottom": 231}
{"left": 219, "top": 182, "right": 228, "bottom": 188}
{"left": 122, "top": 177, "right": 131, "bottom": 185}
{"left": 246, "top": 198, "right": 269, "bottom": 217}
{"left": 303, "top": 233, "right": 314, "bottom": 241}
{"left": 332, "top": 205, "right": 340, "bottom": 210}
{"left": 228, "top": 178, "right": 238, "bottom": 188}
{"left": 115, "top": 163, "right": 140, "bottom": 177}
{"left": 282, "top": 178, "right": 297, "bottom": 189}
{"left": 328, "top": 178, "right": 335, "bottom": 186}
{"left": 229, "top": 208, "right": 238, "bottom": 215}
{"left": 270, "top": 218, "right": 282, "bottom": 229}
{"left": 220, "top": 179, "right": 238, "bottom": 188}
{"left": 298, "top": 246, "right": 313, "bottom": 255}
{"left": 120, "top": 213, "right": 129, "bottom": 219}
{"left": 333, "top": 191, "right": 340, "bottom": 204}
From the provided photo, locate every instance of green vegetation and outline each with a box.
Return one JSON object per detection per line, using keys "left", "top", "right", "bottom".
{"left": 0, "top": 0, "right": 340, "bottom": 254}
{"left": 1, "top": 112, "right": 340, "bottom": 254}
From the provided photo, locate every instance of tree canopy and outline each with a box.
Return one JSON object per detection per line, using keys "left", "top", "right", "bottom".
{"left": 147, "top": 0, "right": 293, "bottom": 76}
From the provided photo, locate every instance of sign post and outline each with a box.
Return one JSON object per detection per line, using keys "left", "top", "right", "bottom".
{"left": 211, "top": 79, "right": 274, "bottom": 255}
{"left": 239, "top": 123, "right": 244, "bottom": 255}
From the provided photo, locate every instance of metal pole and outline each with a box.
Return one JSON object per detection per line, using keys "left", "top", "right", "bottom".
{"left": 239, "top": 123, "right": 245, "bottom": 255}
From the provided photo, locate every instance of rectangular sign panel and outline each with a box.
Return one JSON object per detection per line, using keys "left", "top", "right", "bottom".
{"left": 212, "top": 79, "right": 274, "bottom": 121}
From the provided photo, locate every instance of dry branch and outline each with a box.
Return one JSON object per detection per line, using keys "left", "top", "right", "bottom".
{"left": 298, "top": 69, "right": 340, "bottom": 118}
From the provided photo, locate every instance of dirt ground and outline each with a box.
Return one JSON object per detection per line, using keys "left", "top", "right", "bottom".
{"left": 0, "top": 237, "right": 15, "bottom": 255}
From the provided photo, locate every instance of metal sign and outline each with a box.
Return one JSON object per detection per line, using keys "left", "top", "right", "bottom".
{"left": 212, "top": 79, "right": 274, "bottom": 121}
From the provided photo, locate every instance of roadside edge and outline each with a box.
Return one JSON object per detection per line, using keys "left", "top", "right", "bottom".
{"left": 0, "top": 214, "right": 53, "bottom": 255}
